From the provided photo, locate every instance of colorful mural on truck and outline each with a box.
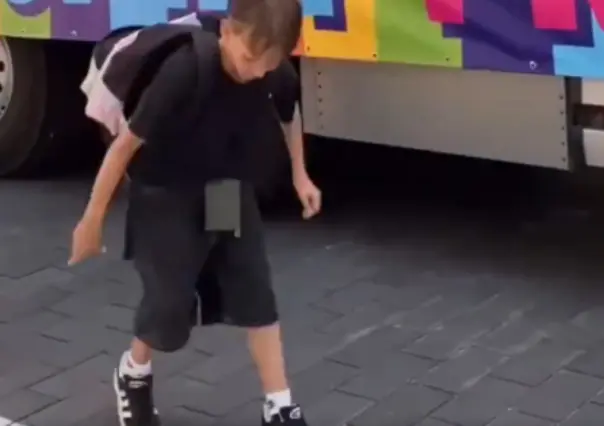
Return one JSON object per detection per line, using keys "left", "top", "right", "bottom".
{"left": 1, "top": 0, "right": 604, "bottom": 78}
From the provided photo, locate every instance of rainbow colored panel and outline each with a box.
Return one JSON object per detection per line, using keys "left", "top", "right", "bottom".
{"left": 2, "top": 0, "right": 604, "bottom": 78}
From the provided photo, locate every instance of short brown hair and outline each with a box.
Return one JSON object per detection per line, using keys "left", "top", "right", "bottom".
{"left": 229, "top": 0, "right": 302, "bottom": 56}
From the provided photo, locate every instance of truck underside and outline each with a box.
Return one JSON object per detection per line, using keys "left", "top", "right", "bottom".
{"left": 1, "top": 37, "right": 604, "bottom": 177}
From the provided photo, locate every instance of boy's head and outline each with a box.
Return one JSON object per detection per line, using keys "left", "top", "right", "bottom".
{"left": 219, "top": 0, "right": 302, "bottom": 82}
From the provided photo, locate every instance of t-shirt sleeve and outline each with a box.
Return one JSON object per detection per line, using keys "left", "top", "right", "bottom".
{"left": 270, "top": 61, "right": 300, "bottom": 124}
{"left": 128, "top": 47, "right": 198, "bottom": 140}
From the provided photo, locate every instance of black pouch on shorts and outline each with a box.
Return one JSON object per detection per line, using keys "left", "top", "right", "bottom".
{"left": 204, "top": 179, "right": 241, "bottom": 236}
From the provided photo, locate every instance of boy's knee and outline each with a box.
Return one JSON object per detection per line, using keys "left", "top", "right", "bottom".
{"left": 134, "top": 301, "right": 193, "bottom": 353}
{"left": 144, "top": 333, "right": 190, "bottom": 353}
{"left": 135, "top": 323, "right": 191, "bottom": 353}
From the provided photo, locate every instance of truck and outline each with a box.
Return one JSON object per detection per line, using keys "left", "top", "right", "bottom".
{"left": 1, "top": 0, "right": 604, "bottom": 176}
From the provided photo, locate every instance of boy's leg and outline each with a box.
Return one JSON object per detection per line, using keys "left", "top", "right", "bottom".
{"left": 247, "top": 324, "right": 288, "bottom": 393}
{"left": 248, "top": 324, "right": 303, "bottom": 424}
{"left": 214, "top": 184, "right": 306, "bottom": 425}
{"left": 118, "top": 187, "right": 212, "bottom": 426}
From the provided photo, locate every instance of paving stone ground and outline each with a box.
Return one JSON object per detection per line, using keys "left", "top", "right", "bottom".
{"left": 3, "top": 155, "right": 604, "bottom": 425}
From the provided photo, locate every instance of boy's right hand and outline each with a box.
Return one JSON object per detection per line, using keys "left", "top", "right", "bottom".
{"left": 68, "top": 215, "right": 105, "bottom": 266}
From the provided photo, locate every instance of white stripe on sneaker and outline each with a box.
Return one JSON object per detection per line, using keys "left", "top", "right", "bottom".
{"left": 114, "top": 369, "right": 131, "bottom": 426}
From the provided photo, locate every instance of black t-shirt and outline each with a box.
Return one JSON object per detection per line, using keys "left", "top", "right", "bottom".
{"left": 127, "top": 24, "right": 299, "bottom": 191}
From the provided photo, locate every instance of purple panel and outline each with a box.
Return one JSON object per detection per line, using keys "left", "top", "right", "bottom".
{"left": 313, "top": 0, "right": 347, "bottom": 32}
{"left": 9, "top": 0, "right": 110, "bottom": 40}
{"left": 442, "top": 0, "right": 594, "bottom": 74}
{"left": 53, "top": 1, "right": 111, "bottom": 39}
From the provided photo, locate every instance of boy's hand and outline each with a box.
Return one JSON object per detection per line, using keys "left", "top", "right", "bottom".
{"left": 68, "top": 215, "right": 105, "bottom": 266}
{"left": 293, "top": 171, "right": 322, "bottom": 219}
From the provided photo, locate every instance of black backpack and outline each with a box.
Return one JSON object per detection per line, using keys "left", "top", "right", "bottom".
{"left": 96, "top": 14, "right": 291, "bottom": 197}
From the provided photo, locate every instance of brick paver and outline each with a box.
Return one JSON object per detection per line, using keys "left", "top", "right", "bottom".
{"left": 2, "top": 170, "right": 604, "bottom": 425}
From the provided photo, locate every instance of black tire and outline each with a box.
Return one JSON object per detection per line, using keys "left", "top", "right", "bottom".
{"left": 0, "top": 37, "right": 47, "bottom": 175}
{"left": 0, "top": 37, "right": 100, "bottom": 177}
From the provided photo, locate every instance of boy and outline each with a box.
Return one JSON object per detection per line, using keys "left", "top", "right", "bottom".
{"left": 69, "top": 1, "right": 322, "bottom": 425}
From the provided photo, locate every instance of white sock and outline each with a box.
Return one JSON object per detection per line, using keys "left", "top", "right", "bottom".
{"left": 119, "top": 351, "right": 152, "bottom": 378}
{"left": 265, "top": 389, "right": 292, "bottom": 417}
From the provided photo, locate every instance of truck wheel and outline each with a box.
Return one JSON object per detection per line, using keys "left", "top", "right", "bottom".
{"left": 0, "top": 37, "right": 47, "bottom": 176}
{"left": 0, "top": 37, "right": 99, "bottom": 177}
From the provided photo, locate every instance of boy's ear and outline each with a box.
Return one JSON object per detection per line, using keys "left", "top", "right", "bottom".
{"left": 219, "top": 18, "right": 228, "bottom": 37}
{"left": 220, "top": 18, "right": 237, "bottom": 37}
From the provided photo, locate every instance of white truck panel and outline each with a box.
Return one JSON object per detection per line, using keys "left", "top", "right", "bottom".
{"left": 580, "top": 80, "right": 604, "bottom": 167}
{"left": 300, "top": 58, "right": 570, "bottom": 170}
{"left": 582, "top": 79, "right": 604, "bottom": 105}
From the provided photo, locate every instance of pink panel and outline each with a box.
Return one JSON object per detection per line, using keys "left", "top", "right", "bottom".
{"left": 425, "top": 0, "right": 464, "bottom": 25}
{"left": 531, "top": 0, "right": 577, "bottom": 30}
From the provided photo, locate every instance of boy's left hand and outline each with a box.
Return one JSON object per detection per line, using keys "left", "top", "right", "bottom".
{"left": 293, "top": 171, "right": 322, "bottom": 219}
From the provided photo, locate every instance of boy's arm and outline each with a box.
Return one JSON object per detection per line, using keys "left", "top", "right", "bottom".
{"left": 83, "top": 129, "right": 142, "bottom": 221}
{"left": 281, "top": 102, "right": 305, "bottom": 176}
{"left": 271, "top": 61, "right": 306, "bottom": 176}
{"left": 272, "top": 61, "right": 321, "bottom": 218}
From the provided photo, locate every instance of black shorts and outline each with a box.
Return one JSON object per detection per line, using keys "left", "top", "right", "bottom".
{"left": 125, "top": 182, "right": 278, "bottom": 352}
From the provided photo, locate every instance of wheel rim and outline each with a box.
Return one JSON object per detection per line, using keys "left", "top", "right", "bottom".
{"left": 0, "top": 38, "right": 14, "bottom": 120}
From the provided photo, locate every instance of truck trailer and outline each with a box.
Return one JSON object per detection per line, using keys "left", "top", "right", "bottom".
{"left": 0, "top": 0, "right": 603, "bottom": 176}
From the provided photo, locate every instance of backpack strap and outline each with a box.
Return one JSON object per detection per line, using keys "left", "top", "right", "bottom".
{"left": 188, "top": 26, "right": 221, "bottom": 116}
{"left": 119, "top": 27, "right": 195, "bottom": 118}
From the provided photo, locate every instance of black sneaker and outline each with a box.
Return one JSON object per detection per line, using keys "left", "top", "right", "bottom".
{"left": 113, "top": 368, "right": 161, "bottom": 426}
{"left": 262, "top": 404, "right": 307, "bottom": 425}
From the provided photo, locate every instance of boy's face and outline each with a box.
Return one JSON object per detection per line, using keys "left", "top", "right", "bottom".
{"left": 219, "top": 19, "right": 282, "bottom": 82}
